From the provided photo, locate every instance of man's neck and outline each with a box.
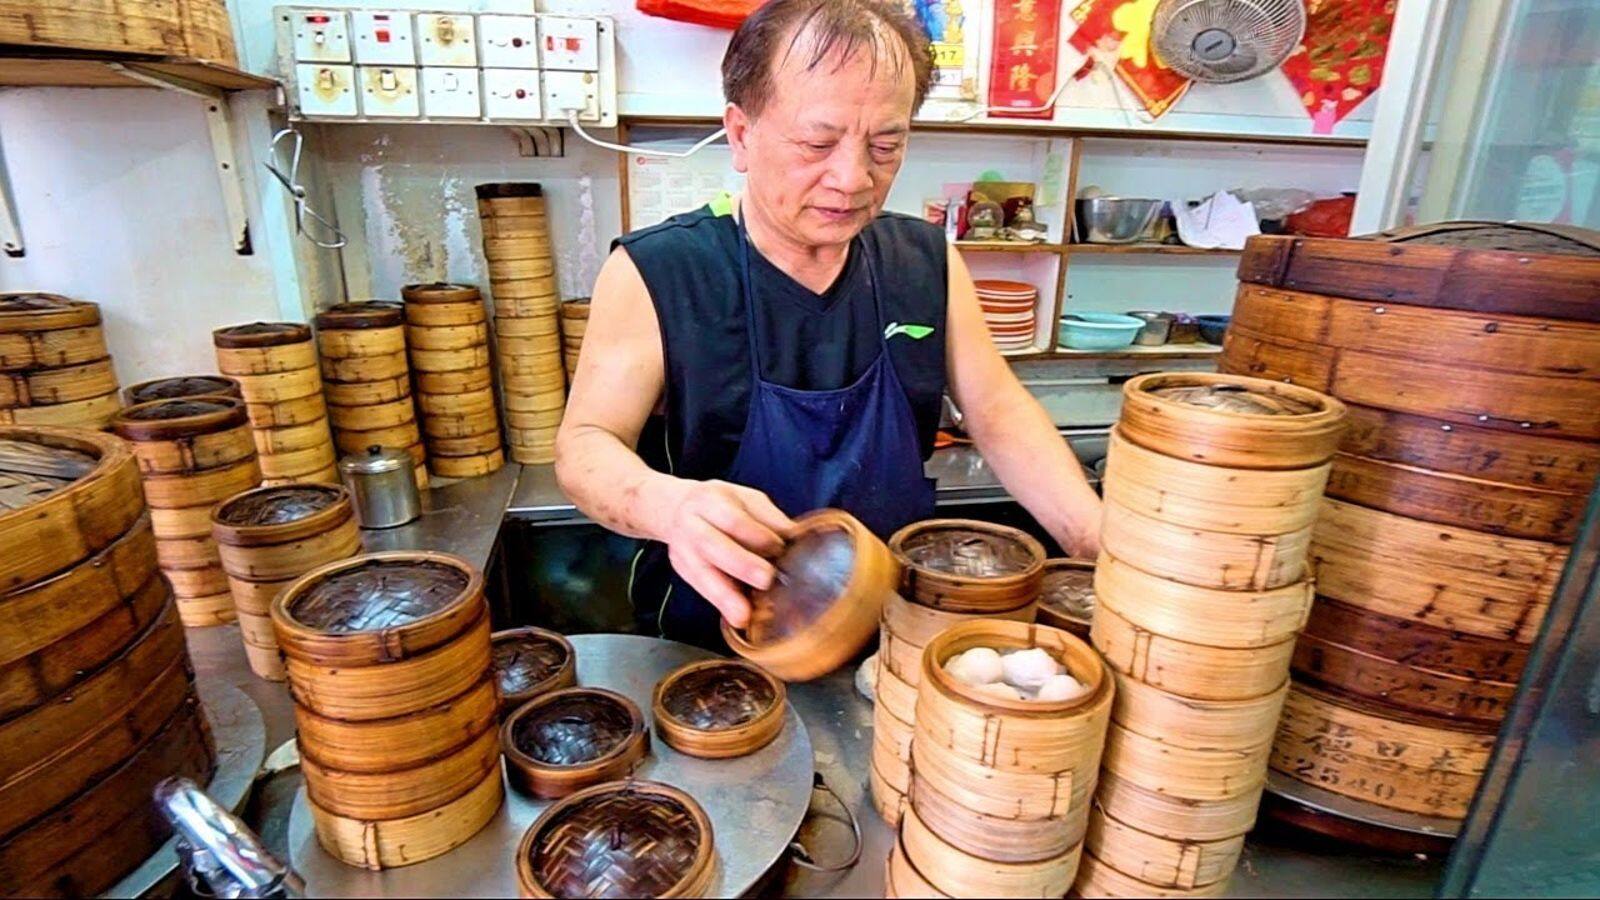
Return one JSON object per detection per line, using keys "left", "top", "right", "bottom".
{"left": 738, "top": 196, "right": 851, "bottom": 294}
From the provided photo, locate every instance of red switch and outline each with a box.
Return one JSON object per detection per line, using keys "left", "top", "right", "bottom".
{"left": 512, "top": 37, "right": 523, "bottom": 47}
{"left": 515, "top": 88, "right": 526, "bottom": 99}
{"left": 564, "top": 37, "right": 581, "bottom": 52}
{"left": 376, "top": 28, "right": 390, "bottom": 42}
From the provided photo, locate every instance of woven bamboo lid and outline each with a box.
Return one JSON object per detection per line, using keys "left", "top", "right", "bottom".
{"left": 889, "top": 518, "right": 1045, "bottom": 613}
{"left": 402, "top": 283, "right": 482, "bottom": 304}
{"left": 516, "top": 780, "right": 714, "bottom": 899}
{"left": 492, "top": 626, "right": 576, "bottom": 712}
{"left": 315, "top": 301, "right": 406, "bottom": 330}
{"left": 1120, "top": 372, "right": 1348, "bottom": 469}
{"left": 111, "top": 396, "right": 249, "bottom": 441}
{"left": 502, "top": 687, "right": 650, "bottom": 799}
{"left": 0, "top": 292, "right": 101, "bottom": 332}
{"left": 212, "top": 483, "right": 353, "bottom": 546}
{"left": 123, "top": 374, "right": 242, "bottom": 405}
{"left": 1036, "top": 558, "right": 1095, "bottom": 635}
{"left": 652, "top": 659, "right": 786, "bottom": 759}
{"left": 213, "top": 321, "right": 313, "bottom": 348}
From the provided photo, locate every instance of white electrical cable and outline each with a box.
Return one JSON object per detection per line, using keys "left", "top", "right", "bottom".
{"left": 564, "top": 110, "right": 728, "bottom": 157}
{"left": 943, "top": 76, "right": 1074, "bottom": 124}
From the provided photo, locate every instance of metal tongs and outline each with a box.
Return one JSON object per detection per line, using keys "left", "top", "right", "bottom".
{"left": 153, "top": 777, "right": 305, "bottom": 899}
{"left": 263, "top": 126, "right": 348, "bottom": 250}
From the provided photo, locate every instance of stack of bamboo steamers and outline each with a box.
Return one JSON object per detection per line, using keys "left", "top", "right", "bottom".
{"left": 314, "top": 302, "right": 428, "bottom": 488}
{"left": 476, "top": 183, "right": 565, "bottom": 464}
{"left": 1219, "top": 223, "right": 1600, "bottom": 833}
{"left": 0, "top": 426, "right": 216, "bottom": 897}
{"left": 401, "top": 283, "right": 505, "bottom": 478}
{"left": 0, "top": 292, "right": 122, "bottom": 429}
{"left": 213, "top": 323, "right": 338, "bottom": 485}
{"left": 1076, "top": 372, "right": 1346, "bottom": 897}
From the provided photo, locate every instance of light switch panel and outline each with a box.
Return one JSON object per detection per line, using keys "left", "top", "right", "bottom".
{"left": 417, "top": 13, "right": 478, "bottom": 67}
{"left": 544, "top": 70, "right": 599, "bottom": 121}
{"left": 483, "top": 69, "right": 542, "bottom": 120}
{"left": 479, "top": 14, "right": 539, "bottom": 69}
{"left": 539, "top": 16, "right": 599, "bottom": 71}
{"left": 291, "top": 9, "right": 350, "bottom": 63}
{"left": 422, "top": 67, "right": 482, "bottom": 119}
{"left": 295, "top": 63, "right": 357, "bottom": 116}
{"left": 351, "top": 11, "right": 415, "bottom": 65}
{"left": 358, "top": 65, "right": 420, "bottom": 118}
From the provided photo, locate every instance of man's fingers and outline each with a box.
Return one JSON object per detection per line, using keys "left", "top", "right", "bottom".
{"left": 671, "top": 547, "right": 751, "bottom": 628}
{"left": 699, "top": 496, "right": 786, "bottom": 557}
{"left": 729, "top": 485, "right": 799, "bottom": 540}
{"left": 692, "top": 517, "right": 778, "bottom": 590}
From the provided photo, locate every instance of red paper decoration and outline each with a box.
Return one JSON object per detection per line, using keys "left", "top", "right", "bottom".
{"left": 635, "top": 0, "right": 760, "bottom": 30}
{"left": 1281, "top": 0, "right": 1397, "bottom": 131}
{"left": 1067, "top": 0, "right": 1191, "bottom": 118}
{"left": 988, "top": 0, "right": 1065, "bottom": 119}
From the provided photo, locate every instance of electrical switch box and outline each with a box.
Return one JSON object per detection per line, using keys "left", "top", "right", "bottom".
{"left": 479, "top": 15, "right": 539, "bottom": 69}
{"left": 358, "top": 65, "right": 420, "bottom": 118}
{"left": 422, "top": 67, "right": 482, "bottom": 118}
{"left": 544, "top": 70, "right": 599, "bottom": 122}
{"left": 351, "top": 11, "right": 415, "bottom": 65}
{"left": 295, "top": 63, "right": 357, "bottom": 116}
{"left": 291, "top": 9, "right": 350, "bottom": 63}
{"left": 539, "top": 16, "right": 599, "bottom": 71}
{"left": 417, "top": 13, "right": 477, "bottom": 67}
{"left": 483, "top": 69, "right": 542, "bottom": 120}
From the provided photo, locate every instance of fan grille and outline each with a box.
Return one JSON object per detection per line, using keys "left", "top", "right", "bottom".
{"left": 1152, "top": 0, "right": 1306, "bottom": 84}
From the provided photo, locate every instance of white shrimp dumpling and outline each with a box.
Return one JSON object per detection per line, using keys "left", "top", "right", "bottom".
{"left": 1036, "top": 673, "right": 1089, "bottom": 702}
{"left": 974, "top": 680, "right": 1023, "bottom": 701}
{"left": 944, "top": 647, "right": 1004, "bottom": 686}
{"left": 1000, "top": 647, "right": 1064, "bottom": 691}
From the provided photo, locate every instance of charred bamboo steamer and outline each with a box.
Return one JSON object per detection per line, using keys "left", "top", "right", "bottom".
{"left": 1116, "top": 372, "right": 1348, "bottom": 470}
{"left": 214, "top": 321, "right": 338, "bottom": 486}
{"left": 272, "top": 550, "right": 501, "bottom": 869}
{"left": 722, "top": 508, "right": 898, "bottom": 681}
{"left": 902, "top": 800, "right": 1082, "bottom": 898}
{"left": 501, "top": 687, "right": 649, "bottom": 799}
{"left": 111, "top": 396, "right": 257, "bottom": 476}
{"left": 890, "top": 519, "right": 1047, "bottom": 614}
{"left": 123, "top": 374, "right": 241, "bottom": 405}
{"left": 652, "top": 659, "right": 786, "bottom": 758}
{"left": 0, "top": 293, "right": 122, "bottom": 430}
{"left": 514, "top": 779, "right": 715, "bottom": 900}
{"left": 211, "top": 483, "right": 361, "bottom": 680}
{"left": 492, "top": 627, "right": 576, "bottom": 716}
{"left": 1072, "top": 847, "right": 1231, "bottom": 899}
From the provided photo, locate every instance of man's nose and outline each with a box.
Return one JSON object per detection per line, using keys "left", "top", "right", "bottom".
{"left": 821, "top": 145, "right": 874, "bottom": 196}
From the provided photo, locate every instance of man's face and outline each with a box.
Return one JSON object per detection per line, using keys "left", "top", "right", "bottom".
{"left": 728, "top": 30, "right": 916, "bottom": 250}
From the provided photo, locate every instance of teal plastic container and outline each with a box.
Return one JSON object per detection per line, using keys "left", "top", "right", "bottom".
{"left": 1057, "top": 313, "right": 1144, "bottom": 350}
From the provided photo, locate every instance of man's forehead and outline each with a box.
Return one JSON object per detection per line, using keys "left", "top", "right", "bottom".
{"left": 769, "top": 13, "right": 914, "bottom": 89}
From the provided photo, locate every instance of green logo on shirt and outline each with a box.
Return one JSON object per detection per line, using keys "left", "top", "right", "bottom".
{"left": 885, "top": 322, "right": 935, "bottom": 341}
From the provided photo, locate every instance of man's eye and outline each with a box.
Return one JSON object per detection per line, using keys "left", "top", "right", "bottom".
{"left": 872, "top": 144, "right": 902, "bottom": 156}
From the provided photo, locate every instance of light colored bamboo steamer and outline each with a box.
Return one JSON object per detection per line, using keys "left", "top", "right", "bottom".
{"left": 502, "top": 375, "right": 567, "bottom": 398}
{"left": 326, "top": 376, "right": 411, "bottom": 407}
{"left": 429, "top": 449, "right": 505, "bottom": 478}
{"left": 909, "top": 766, "right": 1092, "bottom": 864}
{"left": 122, "top": 375, "right": 242, "bottom": 406}
{"left": 890, "top": 519, "right": 1046, "bottom": 613}
{"left": 150, "top": 503, "right": 224, "bottom": 540}
{"left": 251, "top": 417, "right": 334, "bottom": 455}
{"left": 0, "top": 390, "right": 123, "bottom": 428}
{"left": 477, "top": 193, "right": 547, "bottom": 216}
{"left": 407, "top": 323, "right": 489, "bottom": 352}
{"left": 236, "top": 606, "right": 278, "bottom": 646}
{"left": 1110, "top": 670, "right": 1289, "bottom": 752}
{"left": 0, "top": 292, "right": 101, "bottom": 330}
{"left": 430, "top": 430, "right": 504, "bottom": 457}
{"left": 887, "top": 828, "right": 947, "bottom": 899}
{"left": 496, "top": 315, "right": 560, "bottom": 338}
{"left": 912, "top": 733, "right": 1077, "bottom": 821}
{"left": 1072, "top": 848, "right": 1231, "bottom": 898}
{"left": 902, "top": 801, "right": 1082, "bottom": 899}
{"left": 325, "top": 397, "right": 417, "bottom": 431}
{"left": 154, "top": 533, "right": 223, "bottom": 570}
{"left": 1093, "top": 769, "right": 1261, "bottom": 843}
{"left": 270, "top": 463, "right": 340, "bottom": 487}
{"left": 559, "top": 298, "right": 590, "bottom": 320}
{"left": 316, "top": 324, "right": 406, "bottom": 360}
{"left": 302, "top": 721, "right": 502, "bottom": 820}
{"left": 1092, "top": 603, "right": 1295, "bottom": 702}
{"left": 228, "top": 576, "right": 293, "bottom": 617}
{"left": 876, "top": 649, "right": 920, "bottom": 724}
{"left": 0, "top": 324, "right": 107, "bottom": 372}
{"left": 410, "top": 344, "right": 493, "bottom": 373}
{"left": 422, "top": 410, "right": 500, "bottom": 440}
{"left": 490, "top": 274, "right": 559, "bottom": 297}
{"left": 296, "top": 676, "right": 499, "bottom": 774}
{"left": 871, "top": 755, "right": 909, "bottom": 828}
{"left": 480, "top": 213, "right": 549, "bottom": 239}
{"left": 332, "top": 422, "right": 423, "bottom": 455}
{"left": 174, "top": 589, "right": 237, "bottom": 626}
{"left": 1085, "top": 806, "right": 1243, "bottom": 891}
{"left": 1118, "top": 372, "right": 1348, "bottom": 470}
{"left": 212, "top": 483, "right": 360, "bottom": 582}
{"left": 310, "top": 762, "right": 503, "bottom": 871}
{"left": 402, "top": 282, "right": 483, "bottom": 305}
{"left": 1102, "top": 428, "right": 1330, "bottom": 535}
{"left": 405, "top": 301, "right": 488, "bottom": 328}
{"left": 418, "top": 387, "right": 497, "bottom": 416}
{"left": 137, "top": 455, "right": 262, "bottom": 510}
{"left": 489, "top": 257, "right": 556, "bottom": 281}
{"left": 282, "top": 608, "right": 490, "bottom": 720}
{"left": 500, "top": 356, "right": 566, "bottom": 381}
{"left": 241, "top": 637, "right": 287, "bottom": 681}
{"left": 483, "top": 237, "right": 553, "bottom": 262}
{"left": 164, "top": 561, "right": 232, "bottom": 596}
{"left": 509, "top": 445, "right": 556, "bottom": 466}
{"left": 0, "top": 357, "right": 119, "bottom": 407}
{"left": 506, "top": 426, "right": 560, "bottom": 450}
{"left": 244, "top": 392, "right": 327, "bottom": 428}
{"left": 215, "top": 340, "right": 317, "bottom": 375}
{"left": 111, "top": 396, "right": 257, "bottom": 475}
{"left": 874, "top": 706, "right": 913, "bottom": 773}
{"left": 503, "top": 387, "right": 567, "bottom": 413}
{"left": 1100, "top": 497, "right": 1312, "bottom": 592}
{"left": 230, "top": 366, "right": 323, "bottom": 403}
{"left": 415, "top": 367, "right": 493, "bottom": 395}
{"left": 258, "top": 443, "right": 338, "bottom": 480}
{"left": 1101, "top": 722, "right": 1269, "bottom": 803}
{"left": 496, "top": 294, "right": 561, "bottom": 319}
{"left": 505, "top": 407, "right": 566, "bottom": 429}
{"left": 881, "top": 590, "right": 1037, "bottom": 680}
{"left": 1093, "top": 553, "right": 1312, "bottom": 650}
{"left": 321, "top": 350, "right": 409, "bottom": 383}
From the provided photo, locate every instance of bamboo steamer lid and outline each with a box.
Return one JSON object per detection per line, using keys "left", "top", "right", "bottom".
{"left": 492, "top": 627, "right": 576, "bottom": 716}
{"left": 1036, "top": 559, "right": 1094, "bottom": 638}
{"left": 501, "top": 687, "right": 649, "bottom": 799}
{"left": 402, "top": 282, "right": 483, "bottom": 305}
{"left": 0, "top": 426, "right": 144, "bottom": 591}
{"left": 122, "top": 374, "right": 241, "bottom": 405}
{"left": 112, "top": 397, "right": 256, "bottom": 475}
{"left": 315, "top": 300, "right": 406, "bottom": 332}
{"left": 652, "top": 659, "right": 786, "bottom": 759}
{"left": 212, "top": 483, "right": 358, "bottom": 565}
{"left": 515, "top": 780, "right": 715, "bottom": 900}
{"left": 901, "top": 800, "right": 1083, "bottom": 898}
{"left": 889, "top": 519, "right": 1045, "bottom": 613}
{"left": 722, "top": 509, "right": 897, "bottom": 681}
{"left": 0, "top": 292, "right": 101, "bottom": 332}
{"left": 310, "top": 763, "right": 503, "bottom": 871}
{"left": 406, "top": 302, "right": 489, "bottom": 328}
{"left": 213, "top": 321, "right": 313, "bottom": 349}
{"left": 1118, "top": 372, "right": 1347, "bottom": 470}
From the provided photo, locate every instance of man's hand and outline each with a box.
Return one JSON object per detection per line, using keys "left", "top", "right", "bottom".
{"left": 655, "top": 479, "right": 797, "bottom": 629}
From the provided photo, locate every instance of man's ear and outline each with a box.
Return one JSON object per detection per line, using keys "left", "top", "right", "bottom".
{"left": 724, "top": 102, "right": 751, "bottom": 174}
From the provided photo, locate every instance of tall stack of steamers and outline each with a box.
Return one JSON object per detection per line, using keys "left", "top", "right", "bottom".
{"left": 0, "top": 293, "right": 121, "bottom": 429}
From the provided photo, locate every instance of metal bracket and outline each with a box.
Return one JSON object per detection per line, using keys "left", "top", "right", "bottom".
{"left": 0, "top": 156, "right": 21, "bottom": 257}
{"left": 508, "top": 126, "right": 565, "bottom": 158}
{"left": 108, "top": 63, "right": 254, "bottom": 254}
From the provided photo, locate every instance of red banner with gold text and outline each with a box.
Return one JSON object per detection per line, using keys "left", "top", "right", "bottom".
{"left": 988, "top": 0, "right": 1065, "bottom": 119}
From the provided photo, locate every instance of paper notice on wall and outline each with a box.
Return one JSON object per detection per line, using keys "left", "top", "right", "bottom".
{"left": 1173, "top": 191, "right": 1260, "bottom": 250}
{"left": 626, "top": 148, "right": 744, "bottom": 232}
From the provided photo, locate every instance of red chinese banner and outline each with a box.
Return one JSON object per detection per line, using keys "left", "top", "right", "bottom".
{"left": 1281, "top": 0, "right": 1396, "bottom": 132}
{"left": 988, "top": 0, "right": 1065, "bottom": 119}
{"left": 1067, "top": 0, "right": 1190, "bottom": 119}
{"left": 635, "top": 0, "right": 760, "bottom": 30}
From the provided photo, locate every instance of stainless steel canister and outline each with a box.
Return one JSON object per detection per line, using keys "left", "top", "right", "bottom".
{"left": 1127, "top": 310, "right": 1174, "bottom": 345}
{"left": 338, "top": 446, "right": 421, "bottom": 529}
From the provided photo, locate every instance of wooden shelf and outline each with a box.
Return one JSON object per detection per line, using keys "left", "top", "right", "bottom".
{"left": 1050, "top": 342, "right": 1224, "bottom": 360}
{"left": 955, "top": 240, "right": 1063, "bottom": 254}
{"left": 0, "top": 53, "right": 276, "bottom": 91}
{"left": 1066, "top": 243, "right": 1243, "bottom": 256}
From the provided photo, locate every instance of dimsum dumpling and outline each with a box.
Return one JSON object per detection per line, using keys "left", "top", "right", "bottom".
{"left": 974, "top": 681, "right": 1023, "bottom": 701}
{"left": 1036, "top": 672, "right": 1089, "bottom": 702}
{"left": 944, "top": 647, "right": 1004, "bottom": 686}
{"left": 1001, "top": 647, "right": 1063, "bottom": 691}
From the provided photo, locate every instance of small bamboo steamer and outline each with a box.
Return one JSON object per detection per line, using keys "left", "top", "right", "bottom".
{"left": 154, "top": 533, "right": 223, "bottom": 569}
{"left": 0, "top": 325, "right": 107, "bottom": 372}
{"left": 326, "top": 376, "right": 411, "bottom": 407}
{"left": 722, "top": 509, "right": 897, "bottom": 681}
{"left": 282, "top": 612, "right": 490, "bottom": 719}
{"left": 490, "top": 257, "right": 556, "bottom": 280}
{"left": 320, "top": 350, "right": 409, "bottom": 383}
{"left": 314, "top": 302, "right": 407, "bottom": 351}
{"left": 430, "top": 449, "right": 505, "bottom": 478}
{"left": 871, "top": 753, "right": 908, "bottom": 828}
{"left": 506, "top": 426, "right": 560, "bottom": 451}
{"left": 887, "top": 828, "right": 947, "bottom": 899}
{"left": 332, "top": 423, "right": 423, "bottom": 455}
{"left": 1094, "top": 770, "right": 1261, "bottom": 843}
{"left": 1101, "top": 722, "right": 1270, "bottom": 803}
{"left": 401, "top": 282, "right": 483, "bottom": 305}
{"left": 418, "top": 387, "right": 497, "bottom": 417}
{"left": 909, "top": 766, "right": 1091, "bottom": 864}
{"left": 111, "top": 396, "right": 256, "bottom": 475}
{"left": 405, "top": 301, "right": 488, "bottom": 328}
{"left": 302, "top": 721, "right": 503, "bottom": 819}
{"left": 1036, "top": 559, "right": 1095, "bottom": 639}
{"left": 503, "top": 387, "right": 566, "bottom": 413}
{"left": 0, "top": 391, "right": 123, "bottom": 428}
{"left": 258, "top": 443, "right": 338, "bottom": 480}
{"left": 497, "top": 295, "right": 561, "bottom": 319}
{"left": 652, "top": 659, "right": 786, "bottom": 759}
{"left": 0, "top": 292, "right": 101, "bottom": 332}
{"left": 295, "top": 676, "right": 499, "bottom": 774}
{"left": 1092, "top": 602, "right": 1296, "bottom": 702}
{"left": 477, "top": 190, "right": 547, "bottom": 216}
{"left": 1118, "top": 372, "right": 1348, "bottom": 470}
{"left": 514, "top": 780, "right": 714, "bottom": 900}
{"left": 244, "top": 392, "right": 326, "bottom": 428}
{"left": 916, "top": 619, "right": 1112, "bottom": 775}
{"left": 480, "top": 213, "right": 550, "bottom": 239}
{"left": 492, "top": 627, "right": 576, "bottom": 716}
{"left": 505, "top": 408, "right": 565, "bottom": 430}
{"left": 873, "top": 712, "right": 912, "bottom": 781}
{"left": 326, "top": 397, "right": 417, "bottom": 431}
{"left": 229, "top": 366, "right": 324, "bottom": 403}
{"left": 881, "top": 590, "right": 1037, "bottom": 681}
{"left": 422, "top": 411, "right": 500, "bottom": 440}
{"left": 174, "top": 590, "right": 237, "bottom": 626}
{"left": 890, "top": 519, "right": 1046, "bottom": 613}
{"left": 150, "top": 503, "right": 227, "bottom": 540}
{"left": 1085, "top": 806, "right": 1243, "bottom": 891}
{"left": 902, "top": 801, "right": 1082, "bottom": 899}
{"left": 1100, "top": 497, "right": 1312, "bottom": 592}
{"left": 251, "top": 418, "right": 335, "bottom": 455}
{"left": 876, "top": 649, "right": 920, "bottom": 726}
{"left": 211, "top": 483, "right": 360, "bottom": 581}
{"left": 483, "top": 236, "right": 553, "bottom": 262}
{"left": 1111, "top": 671, "right": 1290, "bottom": 752}
{"left": 164, "top": 562, "right": 232, "bottom": 596}
{"left": 430, "top": 430, "right": 504, "bottom": 457}
{"left": 496, "top": 315, "right": 559, "bottom": 338}
{"left": 911, "top": 733, "right": 1076, "bottom": 822}
{"left": 138, "top": 455, "right": 263, "bottom": 510}
{"left": 499, "top": 354, "right": 566, "bottom": 380}
{"left": 1094, "top": 553, "right": 1313, "bottom": 649}
{"left": 215, "top": 340, "right": 317, "bottom": 375}
{"left": 265, "top": 464, "right": 340, "bottom": 488}
{"left": 502, "top": 375, "right": 566, "bottom": 397}
{"left": 229, "top": 576, "right": 294, "bottom": 617}
{"left": 510, "top": 443, "right": 557, "bottom": 466}
{"left": 1072, "top": 848, "right": 1231, "bottom": 898}
{"left": 241, "top": 637, "right": 286, "bottom": 681}
{"left": 122, "top": 375, "right": 242, "bottom": 405}
{"left": 410, "top": 345, "right": 492, "bottom": 373}
{"left": 0, "top": 357, "right": 120, "bottom": 407}
{"left": 408, "top": 323, "right": 489, "bottom": 352}
{"left": 310, "top": 762, "right": 503, "bottom": 871}
{"left": 1102, "top": 427, "right": 1331, "bottom": 535}
{"left": 415, "top": 367, "right": 493, "bottom": 395}
{"left": 501, "top": 687, "right": 650, "bottom": 798}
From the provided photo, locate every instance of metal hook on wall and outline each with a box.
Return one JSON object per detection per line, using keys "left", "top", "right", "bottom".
{"left": 263, "top": 126, "right": 349, "bottom": 250}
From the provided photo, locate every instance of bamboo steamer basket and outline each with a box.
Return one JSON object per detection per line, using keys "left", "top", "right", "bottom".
{"left": 873, "top": 708, "right": 912, "bottom": 780}
{"left": 154, "top": 532, "right": 223, "bottom": 569}
{"left": 1100, "top": 497, "right": 1312, "bottom": 592}
{"left": 514, "top": 780, "right": 715, "bottom": 899}
{"left": 505, "top": 407, "right": 565, "bottom": 430}
{"left": 492, "top": 627, "right": 576, "bottom": 716}
{"left": 498, "top": 295, "right": 561, "bottom": 319}
{"left": 320, "top": 349, "right": 409, "bottom": 383}
{"left": 243, "top": 392, "right": 326, "bottom": 428}
{"left": 151, "top": 504, "right": 227, "bottom": 540}
{"left": 332, "top": 423, "right": 424, "bottom": 456}
{"left": 902, "top": 801, "right": 1082, "bottom": 899}
{"left": 430, "top": 449, "right": 505, "bottom": 479}
{"left": 213, "top": 322, "right": 317, "bottom": 373}
{"left": 890, "top": 519, "right": 1045, "bottom": 613}
{"left": 408, "top": 323, "right": 489, "bottom": 352}
{"left": 137, "top": 454, "right": 262, "bottom": 509}
{"left": 1094, "top": 553, "right": 1312, "bottom": 650}
{"left": 482, "top": 236, "right": 553, "bottom": 262}
{"left": 1270, "top": 683, "right": 1494, "bottom": 819}
{"left": 303, "top": 721, "right": 502, "bottom": 819}
{"left": 0, "top": 325, "right": 107, "bottom": 372}
{"left": 111, "top": 396, "right": 257, "bottom": 475}
{"left": 909, "top": 763, "right": 1093, "bottom": 864}
{"left": 0, "top": 426, "right": 145, "bottom": 592}
{"left": 410, "top": 344, "right": 493, "bottom": 373}
{"left": 415, "top": 367, "right": 493, "bottom": 395}
{"left": 266, "top": 463, "right": 339, "bottom": 488}
{"left": 257, "top": 442, "right": 338, "bottom": 480}
{"left": 502, "top": 386, "right": 566, "bottom": 413}
{"left": 295, "top": 676, "right": 499, "bottom": 774}
{"left": 326, "top": 375, "right": 411, "bottom": 407}
{"left": 490, "top": 257, "right": 556, "bottom": 280}
{"left": 422, "top": 412, "right": 500, "bottom": 441}
{"left": 476, "top": 186, "right": 549, "bottom": 216}
{"left": 0, "top": 357, "right": 118, "bottom": 407}
{"left": 325, "top": 396, "right": 417, "bottom": 431}
{"left": 1103, "top": 428, "right": 1331, "bottom": 535}
{"left": 228, "top": 366, "right": 324, "bottom": 404}
{"left": 871, "top": 752, "right": 909, "bottom": 828}
{"left": 0, "top": 391, "right": 123, "bottom": 429}
{"left": 652, "top": 659, "right": 786, "bottom": 759}
{"left": 402, "top": 282, "right": 485, "bottom": 307}
{"left": 173, "top": 589, "right": 236, "bottom": 627}
{"left": 236, "top": 608, "right": 285, "bottom": 679}
{"left": 310, "top": 762, "right": 503, "bottom": 871}
{"left": 499, "top": 354, "right": 565, "bottom": 380}
{"left": 418, "top": 386, "right": 497, "bottom": 416}
{"left": 315, "top": 302, "right": 407, "bottom": 353}
{"left": 1093, "top": 769, "right": 1262, "bottom": 843}
{"left": 1092, "top": 602, "right": 1295, "bottom": 702}
{"left": 405, "top": 301, "right": 489, "bottom": 328}
{"left": 0, "top": 292, "right": 101, "bottom": 332}
{"left": 886, "top": 828, "right": 947, "bottom": 899}
{"left": 722, "top": 509, "right": 897, "bottom": 681}
{"left": 480, "top": 213, "right": 550, "bottom": 239}
{"left": 875, "top": 644, "right": 921, "bottom": 723}
{"left": 501, "top": 687, "right": 650, "bottom": 799}
{"left": 1110, "top": 669, "right": 1289, "bottom": 752}
{"left": 1101, "top": 722, "right": 1269, "bottom": 803}
{"left": 1072, "top": 848, "right": 1231, "bottom": 898}
{"left": 122, "top": 374, "right": 242, "bottom": 405}
{"left": 1117, "top": 372, "right": 1347, "bottom": 470}
{"left": 496, "top": 315, "right": 560, "bottom": 338}
{"left": 212, "top": 483, "right": 360, "bottom": 581}
{"left": 1036, "top": 559, "right": 1095, "bottom": 639}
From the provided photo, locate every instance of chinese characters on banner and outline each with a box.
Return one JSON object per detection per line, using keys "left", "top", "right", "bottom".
{"left": 1067, "top": 0, "right": 1191, "bottom": 118}
{"left": 987, "top": 0, "right": 1064, "bottom": 119}
{"left": 1281, "top": 0, "right": 1396, "bottom": 133}
{"left": 909, "top": 0, "right": 978, "bottom": 101}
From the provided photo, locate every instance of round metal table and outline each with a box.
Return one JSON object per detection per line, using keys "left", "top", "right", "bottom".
{"left": 287, "top": 633, "right": 816, "bottom": 897}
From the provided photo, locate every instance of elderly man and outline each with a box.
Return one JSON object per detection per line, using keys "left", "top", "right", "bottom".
{"left": 556, "top": 0, "right": 1101, "bottom": 645}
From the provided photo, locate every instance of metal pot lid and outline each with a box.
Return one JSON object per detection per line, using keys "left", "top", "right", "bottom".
{"left": 338, "top": 445, "right": 411, "bottom": 475}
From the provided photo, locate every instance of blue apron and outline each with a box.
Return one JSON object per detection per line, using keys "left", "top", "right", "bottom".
{"left": 655, "top": 216, "right": 937, "bottom": 644}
